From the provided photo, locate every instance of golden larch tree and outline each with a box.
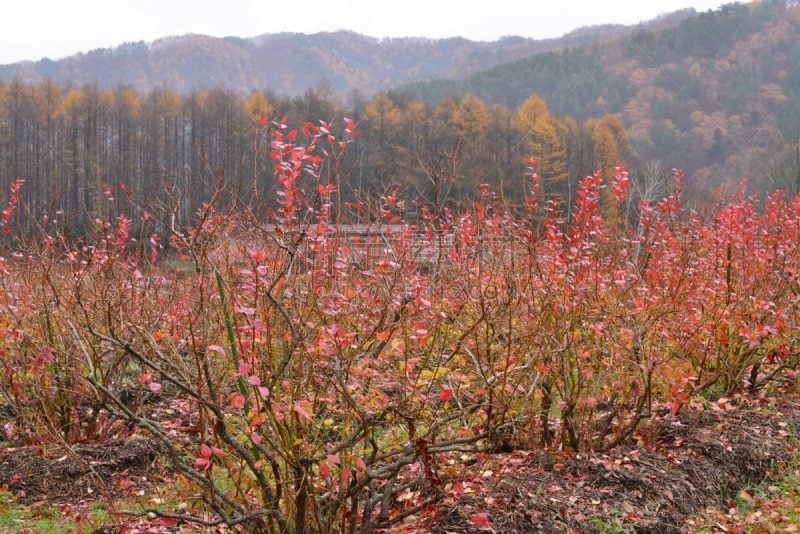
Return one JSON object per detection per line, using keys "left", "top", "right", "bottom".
{"left": 517, "top": 94, "right": 567, "bottom": 202}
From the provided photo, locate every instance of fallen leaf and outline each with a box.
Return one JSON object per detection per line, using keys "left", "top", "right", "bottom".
{"left": 469, "top": 512, "right": 491, "bottom": 526}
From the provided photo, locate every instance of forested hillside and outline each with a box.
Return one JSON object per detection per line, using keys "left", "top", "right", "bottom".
{"left": 404, "top": 0, "right": 800, "bottom": 196}
{"left": 2, "top": 1, "right": 800, "bottom": 230}
{"left": 0, "top": 11, "right": 692, "bottom": 97}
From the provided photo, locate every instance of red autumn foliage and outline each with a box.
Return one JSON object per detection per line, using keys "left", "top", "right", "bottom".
{"left": 0, "top": 119, "right": 797, "bottom": 531}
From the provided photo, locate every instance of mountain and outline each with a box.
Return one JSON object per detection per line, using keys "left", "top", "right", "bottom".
{"left": 0, "top": 10, "right": 698, "bottom": 96}
{"left": 3, "top": 2, "right": 799, "bottom": 204}
{"left": 401, "top": 0, "right": 800, "bottom": 194}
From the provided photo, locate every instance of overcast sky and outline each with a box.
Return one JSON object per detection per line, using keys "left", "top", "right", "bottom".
{"left": 1, "top": 0, "right": 731, "bottom": 64}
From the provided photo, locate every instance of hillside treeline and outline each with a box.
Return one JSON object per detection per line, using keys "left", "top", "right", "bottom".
{"left": 0, "top": 80, "right": 633, "bottom": 230}
{"left": 0, "top": 12, "right": 699, "bottom": 97}
{"left": 405, "top": 0, "right": 800, "bottom": 194}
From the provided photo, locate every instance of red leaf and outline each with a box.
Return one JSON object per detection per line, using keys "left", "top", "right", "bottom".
{"left": 439, "top": 388, "right": 454, "bottom": 402}
{"left": 470, "top": 512, "right": 491, "bottom": 526}
{"left": 294, "top": 400, "right": 313, "bottom": 421}
{"left": 355, "top": 458, "right": 367, "bottom": 472}
{"left": 148, "top": 382, "right": 162, "bottom": 393}
{"left": 376, "top": 331, "right": 391, "bottom": 341}
{"left": 319, "top": 461, "right": 331, "bottom": 478}
{"left": 251, "top": 432, "right": 262, "bottom": 445}
{"left": 207, "top": 345, "right": 226, "bottom": 356}
{"left": 200, "top": 444, "right": 212, "bottom": 458}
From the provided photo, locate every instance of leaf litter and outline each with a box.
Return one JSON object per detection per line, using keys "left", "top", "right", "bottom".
{"left": 424, "top": 396, "right": 800, "bottom": 533}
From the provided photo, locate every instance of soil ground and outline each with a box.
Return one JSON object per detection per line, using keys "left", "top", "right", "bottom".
{"left": 420, "top": 396, "right": 800, "bottom": 533}
{"left": 0, "top": 395, "right": 798, "bottom": 532}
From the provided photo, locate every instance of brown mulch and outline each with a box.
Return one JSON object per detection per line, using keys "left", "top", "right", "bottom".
{"left": 427, "top": 399, "right": 800, "bottom": 533}
{"left": 0, "top": 437, "right": 162, "bottom": 504}
{"left": 0, "top": 398, "right": 797, "bottom": 532}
